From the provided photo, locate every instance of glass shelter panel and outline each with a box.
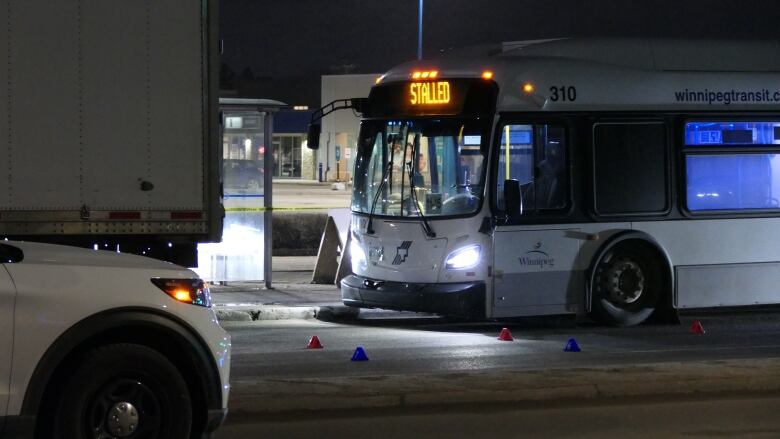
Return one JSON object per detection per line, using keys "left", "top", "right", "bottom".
{"left": 196, "top": 110, "right": 267, "bottom": 281}
{"left": 223, "top": 113, "right": 265, "bottom": 198}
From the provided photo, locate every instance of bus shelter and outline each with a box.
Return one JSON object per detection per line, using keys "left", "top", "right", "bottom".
{"left": 196, "top": 98, "right": 287, "bottom": 286}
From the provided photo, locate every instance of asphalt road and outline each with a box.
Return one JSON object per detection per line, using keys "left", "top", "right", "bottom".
{"left": 226, "top": 309, "right": 780, "bottom": 381}
{"left": 217, "top": 394, "right": 780, "bottom": 438}
{"left": 216, "top": 308, "right": 780, "bottom": 424}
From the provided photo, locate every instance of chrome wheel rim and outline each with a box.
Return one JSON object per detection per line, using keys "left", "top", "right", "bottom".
{"left": 599, "top": 255, "right": 645, "bottom": 306}
{"left": 88, "top": 378, "right": 162, "bottom": 439}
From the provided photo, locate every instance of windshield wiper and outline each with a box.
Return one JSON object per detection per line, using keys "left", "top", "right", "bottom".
{"left": 366, "top": 161, "right": 393, "bottom": 235}
{"left": 406, "top": 161, "right": 436, "bottom": 238}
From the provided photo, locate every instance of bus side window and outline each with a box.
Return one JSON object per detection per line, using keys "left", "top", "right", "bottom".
{"left": 535, "top": 125, "right": 567, "bottom": 210}
{"left": 684, "top": 121, "right": 780, "bottom": 212}
{"left": 497, "top": 123, "right": 566, "bottom": 214}
{"left": 497, "top": 124, "right": 534, "bottom": 212}
{"left": 593, "top": 122, "right": 667, "bottom": 215}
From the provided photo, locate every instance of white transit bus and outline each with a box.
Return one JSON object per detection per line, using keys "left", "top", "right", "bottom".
{"left": 338, "top": 39, "right": 780, "bottom": 326}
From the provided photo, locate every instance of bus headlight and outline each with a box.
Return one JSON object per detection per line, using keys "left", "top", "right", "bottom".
{"left": 445, "top": 245, "right": 481, "bottom": 270}
{"left": 350, "top": 239, "right": 367, "bottom": 271}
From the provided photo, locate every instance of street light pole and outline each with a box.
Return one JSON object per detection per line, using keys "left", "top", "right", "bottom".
{"left": 417, "top": 0, "right": 423, "bottom": 60}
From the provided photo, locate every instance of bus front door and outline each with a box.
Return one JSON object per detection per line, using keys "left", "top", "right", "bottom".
{"left": 492, "top": 228, "right": 582, "bottom": 317}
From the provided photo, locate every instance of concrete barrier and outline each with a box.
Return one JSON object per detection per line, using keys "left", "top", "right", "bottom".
{"left": 272, "top": 211, "right": 327, "bottom": 256}
{"left": 311, "top": 209, "right": 352, "bottom": 284}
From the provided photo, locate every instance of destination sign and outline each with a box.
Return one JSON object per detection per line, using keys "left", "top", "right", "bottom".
{"left": 366, "top": 79, "right": 497, "bottom": 118}
{"left": 410, "top": 81, "right": 451, "bottom": 106}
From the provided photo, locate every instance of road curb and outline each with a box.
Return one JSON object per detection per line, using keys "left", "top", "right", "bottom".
{"left": 216, "top": 305, "right": 361, "bottom": 322}
{"left": 216, "top": 306, "right": 317, "bottom": 321}
{"left": 214, "top": 304, "right": 431, "bottom": 322}
{"left": 225, "top": 358, "right": 780, "bottom": 417}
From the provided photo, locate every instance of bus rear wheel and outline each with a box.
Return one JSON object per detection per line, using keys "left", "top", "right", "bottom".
{"left": 591, "top": 242, "right": 662, "bottom": 326}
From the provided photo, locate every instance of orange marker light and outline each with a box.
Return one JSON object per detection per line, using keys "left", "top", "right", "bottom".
{"left": 151, "top": 278, "right": 212, "bottom": 307}
{"left": 412, "top": 71, "right": 440, "bottom": 80}
{"left": 523, "top": 83, "right": 534, "bottom": 93}
{"left": 482, "top": 71, "right": 494, "bottom": 80}
{"left": 173, "top": 290, "right": 191, "bottom": 302}
{"left": 375, "top": 75, "right": 384, "bottom": 84}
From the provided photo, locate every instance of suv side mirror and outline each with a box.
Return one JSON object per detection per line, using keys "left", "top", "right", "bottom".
{"left": 306, "top": 124, "right": 321, "bottom": 150}
{"left": 504, "top": 179, "right": 522, "bottom": 221}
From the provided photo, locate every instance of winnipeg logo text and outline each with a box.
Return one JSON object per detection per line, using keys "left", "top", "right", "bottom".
{"left": 519, "top": 242, "right": 555, "bottom": 268}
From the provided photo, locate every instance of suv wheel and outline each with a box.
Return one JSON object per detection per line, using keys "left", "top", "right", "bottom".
{"left": 54, "top": 343, "right": 192, "bottom": 439}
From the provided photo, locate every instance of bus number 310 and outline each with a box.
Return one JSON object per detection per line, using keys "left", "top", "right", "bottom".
{"left": 549, "top": 86, "right": 577, "bottom": 102}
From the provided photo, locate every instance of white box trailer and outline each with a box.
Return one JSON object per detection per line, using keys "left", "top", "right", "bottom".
{"left": 0, "top": 0, "right": 222, "bottom": 265}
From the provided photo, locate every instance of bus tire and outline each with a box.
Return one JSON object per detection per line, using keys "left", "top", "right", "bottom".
{"left": 590, "top": 240, "right": 664, "bottom": 326}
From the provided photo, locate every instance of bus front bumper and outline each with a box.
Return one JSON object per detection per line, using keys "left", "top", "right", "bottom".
{"left": 341, "top": 275, "right": 486, "bottom": 319}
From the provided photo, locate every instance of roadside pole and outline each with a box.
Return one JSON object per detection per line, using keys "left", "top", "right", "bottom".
{"left": 263, "top": 112, "right": 273, "bottom": 288}
{"left": 335, "top": 145, "right": 341, "bottom": 182}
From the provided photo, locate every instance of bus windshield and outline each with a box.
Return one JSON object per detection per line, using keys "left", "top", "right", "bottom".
{"left": 352, "top": 118, "right": 489, "bottom": 217}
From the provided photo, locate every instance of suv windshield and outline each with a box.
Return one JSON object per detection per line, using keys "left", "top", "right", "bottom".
{"left": 352, "top": 118, "right": 489, "bottom": 217}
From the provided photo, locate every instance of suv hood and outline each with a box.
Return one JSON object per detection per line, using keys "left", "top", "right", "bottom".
{"left": 2, "top": 240, "right": 186, "bottom": 272}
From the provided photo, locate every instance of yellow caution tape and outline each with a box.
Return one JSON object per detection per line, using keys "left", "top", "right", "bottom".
{"left": 225, "top": 206, "right": 346, "bottom": 212}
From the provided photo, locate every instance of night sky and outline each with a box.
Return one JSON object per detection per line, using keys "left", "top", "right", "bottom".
{"left": 220, "top": 0, "right": 780, "bottom": 105}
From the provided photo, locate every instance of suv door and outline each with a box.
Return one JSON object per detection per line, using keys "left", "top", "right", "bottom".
{"left": 0, "top": 263, "right": 15, "bottom": 429}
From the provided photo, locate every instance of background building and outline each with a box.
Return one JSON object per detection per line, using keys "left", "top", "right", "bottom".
{"left": 273, "top": 109, "right": 315, "bottom": 180}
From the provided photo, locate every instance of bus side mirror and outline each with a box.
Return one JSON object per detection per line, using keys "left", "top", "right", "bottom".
{"left": 504, "top": 179, "right": 522, "bottom": 220}
{"left": 306, "top": 124, "right": 321, "bottom": 150}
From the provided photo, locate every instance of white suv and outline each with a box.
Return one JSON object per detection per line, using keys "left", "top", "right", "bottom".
{"left": 0, "top": 241, "right": 230, "bottom": 438}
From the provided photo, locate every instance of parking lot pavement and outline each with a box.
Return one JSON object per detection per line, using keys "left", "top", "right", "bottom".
{"left": 225, "top": 358, "right": 780, "bottom": 417}
{"left": 223, "top": 311, "right": 780, "bottom": 418}
{"left": 212, "top": 247, "right": 780, "bottom": 421}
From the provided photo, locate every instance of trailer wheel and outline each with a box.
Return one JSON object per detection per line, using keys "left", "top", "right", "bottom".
{"left": 590, "top": 241, "right": 662, "bottom": 326}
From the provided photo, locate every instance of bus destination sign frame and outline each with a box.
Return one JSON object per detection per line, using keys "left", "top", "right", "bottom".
{"left": 366, "top": 79, "right": 497, "bottom": 118}
{"left": 410, "top": 81, "right": 451, "bottom": 106}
